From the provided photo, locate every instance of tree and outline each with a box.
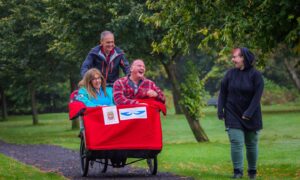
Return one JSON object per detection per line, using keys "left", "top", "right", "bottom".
{"left": 0, "top": 86, "right": 8, "bottom": 120}
{"left": 144, "top": 0, "right": 224, "bottom": 142}
{"left": 0, "top": 0, "right": 60, "bottom": 124}
{"left": 269, "top": 44, "right": 300, "bottom": 91}
{"left": 144, "top": 0, "right": 300, "bottom": 141}
{"left": 199, "top": 1, "right": 300, "bottom": 62}
{"left": 197, "top": 1, "right": 300, "bottom": 92}
{"left": 0, "top": 0, "right": 17, "bottom": 120}
{"left": 46, "top": 0, "right": 118, "bottom": 129}
{"left": 284, "top": 57, "right": 300, "bottom": 91}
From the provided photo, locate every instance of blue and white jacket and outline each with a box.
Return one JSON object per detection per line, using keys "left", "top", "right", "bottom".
{"left": 76, "top": 87, "right": 113, "bottom": 107}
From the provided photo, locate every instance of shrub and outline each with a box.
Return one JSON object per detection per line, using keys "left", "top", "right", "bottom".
{"left": 163, "top": 90, "right": 174, "bottom": 110}
{"left": 262, "top": 78, "right": 299, "bottom": 105}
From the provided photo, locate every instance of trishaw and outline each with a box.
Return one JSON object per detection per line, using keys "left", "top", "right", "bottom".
{"left": 69, "top": 92, "right": 166, "bottom": 177}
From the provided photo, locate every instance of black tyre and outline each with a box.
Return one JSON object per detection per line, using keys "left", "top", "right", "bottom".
{"left": 99, "top": 158, "right": 108, "bottom": 173}
{"left": 147, "top": 156, "right": 157, "bottom": 175}
{"left": 80, "top": 135, "right": 89, "bottom": 176}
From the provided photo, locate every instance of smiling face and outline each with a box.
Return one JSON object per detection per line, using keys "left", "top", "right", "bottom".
{"left": 231, "top": 48, "right": 245, "bottom": 70}
{"left": 90, "top": 73, "right": 102, "bottom": 91}
{"left": 130, "top": 60, "right": 145, "bottom": 81}
{"left": 100, "top": 33, "right": 115, "bottom": 54}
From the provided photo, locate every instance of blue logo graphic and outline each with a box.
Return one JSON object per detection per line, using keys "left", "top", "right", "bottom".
{"left": 133, "top": 110, "right": 145, "bottom": 115}
{"left": 120, "top": 110, "right": 145, "bottom": 116}
{"left": 120, "top": 112, "right": 132, "bottom": 116}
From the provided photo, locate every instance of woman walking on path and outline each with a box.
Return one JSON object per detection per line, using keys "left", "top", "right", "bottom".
{"left": 217, "top": 47, "right": 264, "bottom": 179}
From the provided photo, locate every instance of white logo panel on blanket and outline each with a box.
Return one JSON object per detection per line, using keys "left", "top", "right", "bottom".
{"left": 102, "top": 106, "right": 119, "bottom": 125}
{"left": 119, "top": 107, "right": 147, "bottom": 120}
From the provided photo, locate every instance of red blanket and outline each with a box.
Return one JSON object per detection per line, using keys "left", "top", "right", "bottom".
{"left": 82, "top": 102, "right": 164, "bottom": 150}
{"left": 68, "top": 90, "right": 86, "bottom": 120}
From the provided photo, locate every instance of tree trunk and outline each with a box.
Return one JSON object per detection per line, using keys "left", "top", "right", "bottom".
{"left": 70, "top": 74, "right": 79, "bottom": 130}
{"left": 0, "top": 86, "right": 8, "bottom": 121}
{"left": 284, "top": 58, "right": 300, "bottom": 91}
{"left": 29, "top": 83, "right": 39, "bottom": 125}
{"left": 172, "top": 88, "right": 183, "bottom": 114}
{"left": 162, "top": 58, "right": 209, "bottom": 142}
{"left": 182, "top": 107, "right": 209, "bottom": 142}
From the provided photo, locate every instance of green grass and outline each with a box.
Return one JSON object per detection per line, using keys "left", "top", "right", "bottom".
{"left": 0, "top": 153, "right": 66, "bottom": 180}
{"left": 0, "top": 113, "right": 80, "bottom": 149}
{"left": 157, "top": 112, "right": 300, "bottom": 179}
{"left": 0, "top": 107, "right": 300, "bottom": 179}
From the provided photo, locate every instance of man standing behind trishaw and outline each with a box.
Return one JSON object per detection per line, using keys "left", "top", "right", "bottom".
{"left": 81, "top": 30, "right": 130, "bottom": 103}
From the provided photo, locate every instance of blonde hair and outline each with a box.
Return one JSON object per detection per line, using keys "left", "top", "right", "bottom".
{"left": 78, "top": 68, "right": 107, "bottom": 98}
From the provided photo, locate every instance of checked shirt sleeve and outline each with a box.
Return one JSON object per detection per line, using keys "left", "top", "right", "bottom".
{"left": 151, "top": 81, "right": 166, "bottom": 104}
{"left": 113, "top": 79, "right": 139, "bottom": 105}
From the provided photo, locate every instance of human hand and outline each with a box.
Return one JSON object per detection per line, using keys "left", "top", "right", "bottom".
{"left": 218, "top": 114, "right": 224, "bottom": 121}
{"left": 147, "top": 90, "right": 158, "bottom": 97}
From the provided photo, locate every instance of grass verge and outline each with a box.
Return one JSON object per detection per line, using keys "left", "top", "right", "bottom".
{"left": 0, "top": 153, "right": 66, "bottom": 180}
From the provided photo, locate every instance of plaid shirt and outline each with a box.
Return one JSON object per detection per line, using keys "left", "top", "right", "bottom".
{"left": 113, "top": 76, "right": 165, "bottom": 105}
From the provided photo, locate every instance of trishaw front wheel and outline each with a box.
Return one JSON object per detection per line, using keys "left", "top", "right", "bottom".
{"left": 147, "top": 156, "right": 157, "bottom": 175}
{"left": 80, "top": 135, "right": 89, "bottom": 176}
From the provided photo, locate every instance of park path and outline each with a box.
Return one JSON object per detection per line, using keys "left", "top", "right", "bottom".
{"left": 0, "top": 140, "right": 192, "bottom": 180}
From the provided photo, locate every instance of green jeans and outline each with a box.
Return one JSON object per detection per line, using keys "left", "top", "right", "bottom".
{"left": 227, "top": 128, "right": 259, "bottom": 172}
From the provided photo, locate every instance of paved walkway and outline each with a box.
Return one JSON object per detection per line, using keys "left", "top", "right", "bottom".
{"left": 0, "top": 140, "right": 192, "bottom": 180}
